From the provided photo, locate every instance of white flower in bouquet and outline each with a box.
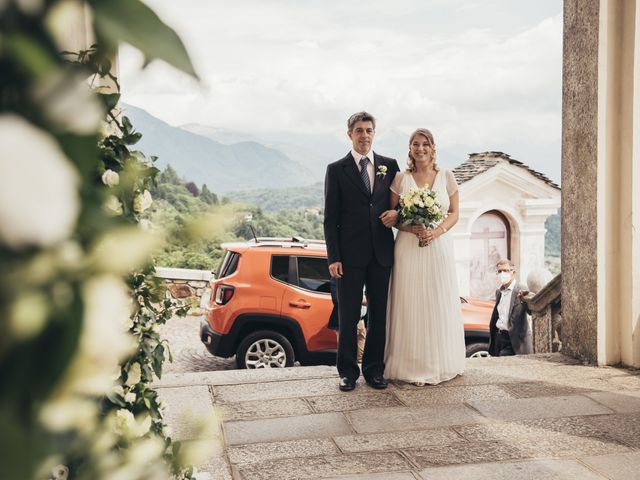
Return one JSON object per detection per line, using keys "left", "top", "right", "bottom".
{"left": 398, "top": 186, "right": 446, "bottom": 247}
{"left": 0, "top": 114, "right": 80, "bottom": 248}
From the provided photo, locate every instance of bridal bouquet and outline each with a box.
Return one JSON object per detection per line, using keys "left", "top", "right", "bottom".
{"left": 398, "top": 187, "right": 446, "bottom": 247}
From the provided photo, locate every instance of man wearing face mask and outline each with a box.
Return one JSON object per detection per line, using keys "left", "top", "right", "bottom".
{"left": 488, "top": 259, "right": 533, "bottom": 356}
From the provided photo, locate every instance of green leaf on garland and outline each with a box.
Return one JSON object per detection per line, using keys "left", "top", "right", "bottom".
{"left": 88, "top": 0, "right": 198, "bottom": 79}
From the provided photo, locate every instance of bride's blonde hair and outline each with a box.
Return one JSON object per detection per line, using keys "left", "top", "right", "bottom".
{"left": 407, "top": 128, "right": 439, "bottom": 172}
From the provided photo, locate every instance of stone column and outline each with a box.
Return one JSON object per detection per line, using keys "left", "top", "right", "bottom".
{"left": 518, "top": 199, "right": 559, "bottom": 285}
{"left": 563, "top": 0, "right": 640, "bottom": 366}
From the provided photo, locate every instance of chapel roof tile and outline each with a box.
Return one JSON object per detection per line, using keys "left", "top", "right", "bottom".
{"left": 452, "top": 151, "right": 560, "bottom": 189}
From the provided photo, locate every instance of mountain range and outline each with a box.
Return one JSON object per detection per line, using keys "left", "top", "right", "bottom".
{"left": 124, "top": 104, "right": 560, "bottom": 196}
{"left": 123, "top": 104, "right": 318, "bottom": 192}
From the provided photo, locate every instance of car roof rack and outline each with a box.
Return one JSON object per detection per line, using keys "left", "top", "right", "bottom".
{"left": 251, "top": 236, "right": 325, "bottom": 245}
{"left": 244, "top": 237, "right": 326, "bottom": 249}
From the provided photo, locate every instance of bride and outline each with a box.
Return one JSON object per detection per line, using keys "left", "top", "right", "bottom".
{"left": 384, "top": 128, "right": 466, "bottom": 385}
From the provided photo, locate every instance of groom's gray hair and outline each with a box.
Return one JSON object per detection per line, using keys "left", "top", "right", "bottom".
{"left": 347, "top": 111, "right": 376, "bottom": 132}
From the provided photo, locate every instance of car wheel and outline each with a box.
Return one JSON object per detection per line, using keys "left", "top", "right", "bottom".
{"left": 466, "top": 342, "right": 490, "bottom": 358}
{"left": 236, "top": 330, "right": 295, "bottom": 369}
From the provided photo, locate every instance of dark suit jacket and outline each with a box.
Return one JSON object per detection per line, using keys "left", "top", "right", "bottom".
{"left": 323, "top": 152, "right": 400, "bottom": 267}
{"left": 489, "top": 281, "right": 533, "bottom": 355}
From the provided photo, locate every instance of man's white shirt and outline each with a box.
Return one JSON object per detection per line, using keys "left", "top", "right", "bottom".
{"left": 352, "top": 148, "right": 375, "bottom": 193}
{"left": 496, "top": 279, "right": 516, "bottom": 331}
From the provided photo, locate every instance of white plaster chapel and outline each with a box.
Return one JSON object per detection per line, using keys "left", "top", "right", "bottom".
{"left": 450, "top": 151, "right": 560, "bottom": 299}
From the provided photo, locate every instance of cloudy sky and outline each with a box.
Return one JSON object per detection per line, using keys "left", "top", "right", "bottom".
{"left": 120, "top": 0, "right": 563, "bottom": 183}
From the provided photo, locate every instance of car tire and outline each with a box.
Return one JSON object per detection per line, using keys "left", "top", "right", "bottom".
{"left": 236, "top": 330, "right": 295, "bottom": 369}
{"left": 466, "top": 342, "right": 490, "bottom": 358}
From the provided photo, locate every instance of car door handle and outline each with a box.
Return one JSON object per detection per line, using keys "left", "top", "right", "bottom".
{"left": 289, "top": 300, "right": 311, "bottom": 309}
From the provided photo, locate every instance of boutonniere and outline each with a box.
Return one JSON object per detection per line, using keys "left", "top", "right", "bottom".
{"left": 376, "top": 165, "right": 388, "bottom": 178}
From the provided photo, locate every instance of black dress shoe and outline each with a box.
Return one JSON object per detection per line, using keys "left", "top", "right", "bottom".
{"left": 339, "top": 377, "right": 356, "bottom": 391}
{"left": 365, "top": 375, "right": 388, "bottom": 389}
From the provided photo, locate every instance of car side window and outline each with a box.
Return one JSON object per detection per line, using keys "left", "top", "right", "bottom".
{"left": 297, "top": 257, "right": 331, "bottom": 293}
{"left": 271, "top": 255, "right": 289, "bottom": 283}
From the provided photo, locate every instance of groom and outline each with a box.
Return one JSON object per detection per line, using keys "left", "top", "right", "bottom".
{"left": 324, "top": 111, "right": 400, "bottom": 391}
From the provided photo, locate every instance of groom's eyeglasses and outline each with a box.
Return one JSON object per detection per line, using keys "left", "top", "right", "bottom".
{"left": 496, "top": 268, "right": 513, "bottom": 273}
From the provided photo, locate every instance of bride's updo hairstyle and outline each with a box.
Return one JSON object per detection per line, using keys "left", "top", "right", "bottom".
{"left": 407, "top": 128, "right": 439, "bottom": 173}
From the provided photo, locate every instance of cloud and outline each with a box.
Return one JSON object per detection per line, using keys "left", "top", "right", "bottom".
{"left": 120, "top": 0, "right": 563, "bottom": 182}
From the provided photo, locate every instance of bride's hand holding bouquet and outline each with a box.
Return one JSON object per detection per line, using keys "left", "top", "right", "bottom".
{"left": 398, "top": 186, "right": 447, "bottom": 247}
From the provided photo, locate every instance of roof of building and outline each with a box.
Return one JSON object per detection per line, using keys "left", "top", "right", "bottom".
{"left": 452, "top": 151, "right": 560, "bottom": 190}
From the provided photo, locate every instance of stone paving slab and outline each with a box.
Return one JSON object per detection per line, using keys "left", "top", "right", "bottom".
{"left": 157, "top": 385, "right": 219, "bottom": 441}
{"left": 586, "top": 391, "right": 640, "bottom": 413}
{"left": 503, "top": 381, "right": 597, "bottom": 398}
{"left": 307, "top": 391, "right": 403, "bottom": 413}
{"left": 318, "top": 473, "right": 417, "bottom": 480}
{"left": 224, "top": 412, "right": 352, "bottom": 445}
{"left": 405, "top": 440, "right": 528, "bottom": 467}
{"left": 227, "top": 438, "right": 338, "bottom": 465}
{"left": 466, "top": 353, "right": 582, "bottom": 367}
{"left": 213, "top": 377, "right": 344, "bottom": 403}
{"left": 580, "top": 412, "right": 640, "bottom": 448}
{"left": 346, "top": 404, "right": 487, "bottom": 433}
{"left": 394, "top": 384, "right": 514, "bottom": 406}
{"left": 581, "top": 452, "right": 640, "bottom": 480}
{"left": 468, "top": 395, "right": 614, "bottom": 421}
{"left": 190, "top": 445, "right": 232, "bottom": 480}
{"left": 454, "top": 418, "right": 618, "bottom": 444}
{"left": 334, "top": 427, "right": 463, "bottom": 453}
{"left": 391, "top": 369, "right": 521, "bottom": 388}
{"left": 155, "top": 365, "right": 336, "bottom": 388}
{"left": 219, "top": 397, "right": 312, "bottom": 421}
{"left": 417, "top": 459, "right": 607, "bottom": 480}
{"left": 453, "top": 422, "right": 631, "bottom": 457}
{"left": 235, "top": 451, "right": 413, "bottom": 480}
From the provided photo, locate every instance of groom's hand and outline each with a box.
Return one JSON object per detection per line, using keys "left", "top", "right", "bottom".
{"left": 380, "top": 210, "right": 398, "bottom": 228}
{"left": 329, "top": 262, "right": 343, "bottom": 278}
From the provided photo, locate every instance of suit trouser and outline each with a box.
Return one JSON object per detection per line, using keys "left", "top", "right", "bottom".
{"left": 496, "top": 330, "right": 516, "bottom": 356}
{"left": 337, "top": 258, "right": 390, "bottom": 380}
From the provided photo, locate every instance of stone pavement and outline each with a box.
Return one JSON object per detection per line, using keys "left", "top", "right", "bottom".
{"left": 155, "top": 354, "right": 640, "bottom": 480}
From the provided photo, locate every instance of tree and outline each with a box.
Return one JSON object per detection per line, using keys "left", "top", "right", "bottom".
{"left": 184, "top": 181, "right": 200, "bottom": 197}
{"left": 200, "top": 184, "right": 219, "bottom": 205}
{"left": 158, "top": 165, "right": 183, "bottom": 185}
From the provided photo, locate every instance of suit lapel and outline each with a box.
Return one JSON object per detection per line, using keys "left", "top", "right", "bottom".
{"left": 342, "top": 153, "right": 371, "bottom": 198}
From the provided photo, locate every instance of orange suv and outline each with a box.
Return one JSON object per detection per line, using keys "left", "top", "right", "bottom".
{"left": 200, "top": 237, "right": 492, "bottom": 369}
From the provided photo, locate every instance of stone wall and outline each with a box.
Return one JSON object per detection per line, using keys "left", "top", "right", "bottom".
{"left": 156, "top": 267, "right": 212, "bottom": 315}
{"left": 525, "top": 274, "right": 562, "bottom": 354}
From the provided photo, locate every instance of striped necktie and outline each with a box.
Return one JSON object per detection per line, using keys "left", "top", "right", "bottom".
{"left": 359, "top": 157, "right": 371, "bottom": 193}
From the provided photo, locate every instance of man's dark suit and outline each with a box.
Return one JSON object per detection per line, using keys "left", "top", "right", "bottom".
{"left": 324, "top": 152, "right": 400, "bottom": 380}
{"left": 489, "top": 282, "right": 533, "bottom": 356}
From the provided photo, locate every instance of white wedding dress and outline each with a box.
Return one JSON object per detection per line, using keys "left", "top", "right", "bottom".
{"left": 384, "top": 169, "right": 466, "bottom": 384}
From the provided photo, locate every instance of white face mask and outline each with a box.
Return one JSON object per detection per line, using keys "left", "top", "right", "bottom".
{"left": 499, "top": 272, "right": 512, "bottom": 284}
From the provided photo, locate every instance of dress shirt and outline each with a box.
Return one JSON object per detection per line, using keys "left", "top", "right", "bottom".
{"left": 496, "top": 279, "right": 516, "bottom": 331}
{"left": 351, "top": 148, "right": 375, "bottom": 193}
